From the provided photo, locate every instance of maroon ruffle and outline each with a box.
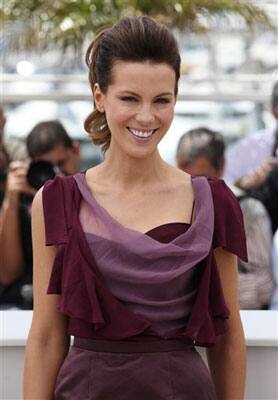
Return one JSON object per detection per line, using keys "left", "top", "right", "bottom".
{"left": 177, "top": 254, "right": 229, "bottom": 346}
{"left": 47, "top": 226, "right": 151, "bottom": 340}
{"left": 209, "top": 178, "right": 248, "bottom": 262}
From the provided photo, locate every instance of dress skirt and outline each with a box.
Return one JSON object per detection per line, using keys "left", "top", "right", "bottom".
{"left": 54, "top": 338, "right": 217, "bottom": 400}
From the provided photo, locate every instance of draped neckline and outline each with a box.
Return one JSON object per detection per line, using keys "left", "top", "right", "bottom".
{"left": 74, "top": 171, "right": 197, "bottom": 238}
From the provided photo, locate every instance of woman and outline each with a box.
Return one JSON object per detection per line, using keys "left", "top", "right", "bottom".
{"left": 24, "top": 16, "right": 247, "bottom": 399}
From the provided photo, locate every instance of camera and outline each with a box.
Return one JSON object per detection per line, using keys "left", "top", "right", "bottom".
{"left": 26, "top": 159, "right": 58, "bottom": 190}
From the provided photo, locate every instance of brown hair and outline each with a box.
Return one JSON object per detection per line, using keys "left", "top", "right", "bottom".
{"left": 84, "top": 16, "right": 181, "bottom": 153}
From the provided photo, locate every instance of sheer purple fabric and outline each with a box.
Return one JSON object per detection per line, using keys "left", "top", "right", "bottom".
{"left": 43, "top": 173, "right": 248, "bottom": 346}
{"left": 74, "top": 173, "right": 213, "bottom": 338}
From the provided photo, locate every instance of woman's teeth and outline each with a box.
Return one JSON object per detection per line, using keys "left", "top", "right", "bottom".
{"left": 128, "top": 128, "right": 155, "bottom": 138}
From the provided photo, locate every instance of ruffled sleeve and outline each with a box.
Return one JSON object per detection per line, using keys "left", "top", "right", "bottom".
{"left": 43, "top": 176, "right": 68, "bottom": 246}
{"left": 42, "top": 176, "right": 76, "bottom": 295}
{"left": 209, "top": 178, "right": 248, "bottom": 262}
{"left": 177, "top": 178, "right": 248, "bottom": 346}
{"left": 42, "top": 174, "right": 151, "bottom": 339}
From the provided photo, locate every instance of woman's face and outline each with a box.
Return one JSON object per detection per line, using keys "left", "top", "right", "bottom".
{"left": 94, "top": 61, "right": 176, "bottom": 159}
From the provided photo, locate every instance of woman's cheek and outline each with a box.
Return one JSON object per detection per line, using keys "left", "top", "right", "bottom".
{"left": 118, "top": 107, "right": 135, "bottom": 121}
{"left": 162, "top": 108, "right": 174, "bottom": 124}
{"left": 106, "top": 107, "right": 130, "bottom": 123}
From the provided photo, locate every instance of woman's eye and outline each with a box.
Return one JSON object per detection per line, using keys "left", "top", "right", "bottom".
{"left": 155, "top": 98, "right": 170, "bottom": 104}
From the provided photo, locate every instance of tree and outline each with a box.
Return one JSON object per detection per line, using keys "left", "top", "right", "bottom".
{"left": 0, "top": 0, "right": 274, "bottom": 52}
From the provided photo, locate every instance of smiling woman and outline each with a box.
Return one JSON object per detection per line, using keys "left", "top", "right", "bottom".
{"left": 24, "top": 16, "right": 247, "bottom": 400}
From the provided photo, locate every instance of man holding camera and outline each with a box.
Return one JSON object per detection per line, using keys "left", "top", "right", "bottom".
{"left": 224, "top": 81, "right": 278, "bottom": 191}
{"left": 0, "top": 120, "right": 80, "bottom": 309}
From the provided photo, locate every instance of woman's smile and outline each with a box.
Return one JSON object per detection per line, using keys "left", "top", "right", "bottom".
{"left": 127, "top": 127, "right": 158, "bottom": 142}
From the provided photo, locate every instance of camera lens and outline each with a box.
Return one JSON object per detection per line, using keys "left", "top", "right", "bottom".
{"left": 27, "top": 160, "right": 57, "bottom": 190}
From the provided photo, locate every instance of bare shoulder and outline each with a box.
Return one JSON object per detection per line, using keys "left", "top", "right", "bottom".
{"left": 84, "top": 164, "right": 110, "bottom": 192}
{"left": 85, "top": 164, "right": 105, "bottom": 182}
{"left": 164, "top": 164, "right": 192, "bottom": 192}
{"left": 167, "top": 164, "right": 191, "bottom": 182}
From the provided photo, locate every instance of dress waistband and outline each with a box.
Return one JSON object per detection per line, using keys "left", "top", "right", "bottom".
{"left": 73, "top": 337, "right": 194, "bottom": 354}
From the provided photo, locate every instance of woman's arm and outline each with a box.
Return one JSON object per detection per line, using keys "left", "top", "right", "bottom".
{"left": 206, "top": 248, "right": 246, "bottom": 400}
{"left": 23, "top": 188, "right": 70, "bottom": 399}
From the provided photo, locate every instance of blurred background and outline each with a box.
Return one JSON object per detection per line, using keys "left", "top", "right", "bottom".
{"left": 1, "top": 0, "right": 277, "bottom": 168}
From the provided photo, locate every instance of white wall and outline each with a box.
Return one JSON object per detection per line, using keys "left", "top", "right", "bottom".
{"left": 0, "top": 311, "right": 278, "bottom": 400}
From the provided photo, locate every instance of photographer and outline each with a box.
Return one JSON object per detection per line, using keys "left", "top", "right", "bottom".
{"left": 0, "top": 120, "right": 80, "bottom": 309}
{"left": 224, "top": 81, "right": 278, "bottom": 189}
{"left": 27, "top": 120, "right": 80, "bottom": 177}
{"left": 244, "top": 161, "right": 278, "bottom": 235}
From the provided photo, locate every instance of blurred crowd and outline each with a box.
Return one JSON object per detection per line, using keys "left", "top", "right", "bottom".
{"left": 176, "top": 81, "right": 278, "bottom": 310}
{"left": 0, "top": 114, "right": 80, "bottom": 309}
{"left": 0, "top": 82, "right": 277, "bottom": 311}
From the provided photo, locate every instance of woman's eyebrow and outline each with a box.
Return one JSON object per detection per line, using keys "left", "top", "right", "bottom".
{"left": 118, "top": 90, "right": 174, "bottom": 97}
{"left": 154, "top": 92, "right": 174, "bottom": 97}
{"left": 118, "top": 90, "right": 140, "bottom": 96}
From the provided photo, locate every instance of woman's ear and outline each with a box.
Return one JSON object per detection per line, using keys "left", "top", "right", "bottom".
{"left": 93, "top": 83, "right": 105, "bottom": 113}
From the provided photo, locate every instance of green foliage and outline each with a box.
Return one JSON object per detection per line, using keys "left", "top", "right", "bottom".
{"left": 0, "top": 0, "right": 274, "bottom": 51}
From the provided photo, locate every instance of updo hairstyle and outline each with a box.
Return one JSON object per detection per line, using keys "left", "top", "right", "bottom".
{"left": 84, "top": 16, "right": 181, "bottom": 153}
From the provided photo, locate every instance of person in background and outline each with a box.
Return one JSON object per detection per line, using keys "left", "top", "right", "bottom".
{"left": 224, "top": 81, "right": 278, "bottom": 190}
{"left": 0, "top": 106, "right": 32, "bottom": 309}
{"left": 26, "top": 120, "right": 80, "bottom": 176}
{"left": 270, "top": 229, "right": 278, "bottom": 309}
{"left": 247, "top": 164, "right": 278, "bottom": 235}
{"left": 176, "top": 127, "right": 225, "bottom": 178}
{"left": 224, "top": 80, "right": 278, "bottom": 234}
{"left": 0, "top": 120, "right": 80, "bottom": 309}
{"left": 177, "top": 127, "right": 275, "bottom": 309}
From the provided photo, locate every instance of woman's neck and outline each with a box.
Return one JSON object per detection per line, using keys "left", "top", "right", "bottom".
{"left": 96, "top": 148, "right": 171, "bottom": 192}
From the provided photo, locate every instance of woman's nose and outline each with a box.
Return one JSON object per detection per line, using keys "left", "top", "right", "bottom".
{"left": 135, "top": 104, "right": 155, "bottom": 125}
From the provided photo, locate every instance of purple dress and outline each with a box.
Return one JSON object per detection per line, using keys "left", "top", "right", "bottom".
{"left": 42, "top": 173, "right": 247, "bottom": 399}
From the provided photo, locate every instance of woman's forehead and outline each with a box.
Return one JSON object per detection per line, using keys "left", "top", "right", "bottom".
{"left": 109, "top": 61, "right": 176, "bottom": 94}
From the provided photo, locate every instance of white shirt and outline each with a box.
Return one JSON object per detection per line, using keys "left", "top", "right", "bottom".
{"left": 224, "top": 128, "right": 275, "bottom": 184}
